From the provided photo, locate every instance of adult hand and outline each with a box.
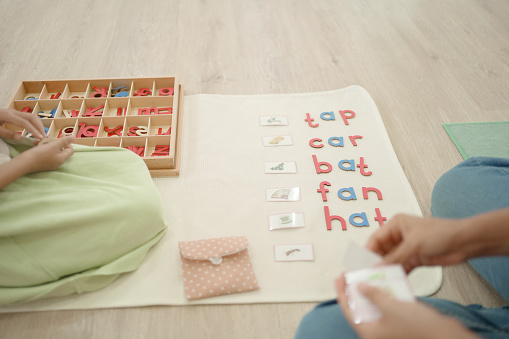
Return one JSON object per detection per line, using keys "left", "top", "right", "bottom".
{"left": 366, "top": 214, "right": 468, "bottom": 273}
{"left": 0, "top": 108, "right": 46, "bottom": 140}
{"left": 335, "top": 275, "right": 479, "bottom": 339}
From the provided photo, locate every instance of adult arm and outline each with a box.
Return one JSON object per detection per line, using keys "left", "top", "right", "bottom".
{"left": 367, "top": 208, "right": 509, "bottom": 273}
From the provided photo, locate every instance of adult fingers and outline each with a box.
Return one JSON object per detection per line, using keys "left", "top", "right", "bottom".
{"left": 357, "top": 283, "right": 392, "bottom": 310}
{"left": 382, "top": 243, "right": 419, "bottom": 273}
{"left": 366, "top": 224, "right": 403, "bottom": 256}
{"left": 335, "top": 274, "right": 355, "bottom": 324}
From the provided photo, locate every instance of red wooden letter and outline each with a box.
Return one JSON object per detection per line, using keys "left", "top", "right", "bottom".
{"left": 159, "top": 87, "right": 174, "bottom": 96}
{"left": 324, "top": 206, "right": 347, "bottom": 231}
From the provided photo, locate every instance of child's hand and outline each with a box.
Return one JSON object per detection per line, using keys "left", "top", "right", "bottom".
{"left": 15, "top": 136, "right": 75, "bottom": 173}
{"left": 0, "top": 108, "right": 46, "bottom": 140}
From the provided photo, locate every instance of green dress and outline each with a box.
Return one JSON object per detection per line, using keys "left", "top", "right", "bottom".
{"left": 0, "top": 142, "right": 167, "bottom": 305}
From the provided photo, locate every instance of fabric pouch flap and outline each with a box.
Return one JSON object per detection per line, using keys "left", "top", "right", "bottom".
{"left": 178, "top": 236, "right": 248, "bottom": 265}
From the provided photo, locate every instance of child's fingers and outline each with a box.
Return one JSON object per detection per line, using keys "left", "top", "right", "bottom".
{"left": 56, "top": 146, "right": 74, "bottom": 163}
{"left": 55, "top": 136, "right": 75, "bottom": 148}
{"left": 42, "top": 136, "right": 74, "bottom": 150}
{"left": 0, "top": 126, "right": 22, "bottom": 140}
{"left": 2, "top": 110, "right": 45, "bottom": 139}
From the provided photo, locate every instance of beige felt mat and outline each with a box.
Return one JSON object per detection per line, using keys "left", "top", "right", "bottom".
{"left": 0, "top": 86, "right": 441, "bottom": 312}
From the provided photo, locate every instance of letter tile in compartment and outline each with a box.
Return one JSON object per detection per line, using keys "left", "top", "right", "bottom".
{"left": 50, "top": 118, "right": 78, "bottom": 139}
{"left": 149, "top": 114, "right": 172, "bottom": 136}
{"left": 82, "top": 98, "right": 107, "bottom": 118}
{"left": 35, "top": 100, "right": 60, "bottom": 119}
{"left": 44, "top": 81, "right": 66, "bottom": 100}
{"left": 145, "top": 135, "right": 173, "bottom": 169}
{"left": 59, "top": 99, "right": 83, "bottom": 118}
{"left": 124, "top": 116, "right": 149, "bottom": 137}
{"left": 65, "top": 80, "right": 89, "bottom": 99}
{"left": 122, "top": 135, "right": 147, "bottom": 157}
{"left": 104, "top": 97, "right": 129, "bottom": 117}
{"left": 110, "top": 80, "right": 132, "bottom": 98}
{"left": 101, "top": 116, "right": 125, "bottom": 138}
{"left": 75, "top": 117, "right": 101, "bottom": 141}
{"left": 154, "top": 78, "right": 175, "bottom": 97}
{"left": 130, "top": 96, "right": 173, "bottom": 116}
{"left": 88, "top": 80, "right": 111, "bottom": 98}
{"left": 12, "top": 100, "right": 37, "bottom": 114}
{"left": 11, "top": 81, "right": 45, "bottom": 101}
{"left": 132, "top": 79, "right": 154, "bottom": 97}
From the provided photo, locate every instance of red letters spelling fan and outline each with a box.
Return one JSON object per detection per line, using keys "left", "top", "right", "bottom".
{"left": 305, "top": 109, "right": 387, "bottom": 231}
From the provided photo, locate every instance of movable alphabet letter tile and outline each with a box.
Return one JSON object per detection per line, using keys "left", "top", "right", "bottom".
{"left": 151, "top": 145, "right": 170, "bottom": 156}
{"left": 105, "top": 125, "right": 123, "bottom": 137}
{"left": 77, "top": 122, "right": 99, "bottom": 138}
{"left": 125, "top": 146, "right": 145, "bottom": 157}
{"left": 84, "top": 105, "right": 105, "bottom": 117}
{"left": 159, "top": 87, "right": 174, "bottom": 96}
{"left": 90, "top": 87, "right": 108, "bottom": 98}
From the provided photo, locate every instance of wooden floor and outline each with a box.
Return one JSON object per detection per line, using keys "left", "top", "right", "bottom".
{"left": 0, "top": 0, "right": 508, "bottom": 338}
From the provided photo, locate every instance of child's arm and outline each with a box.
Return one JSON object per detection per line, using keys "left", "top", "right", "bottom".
{"left": 0, "top": 136, "right": 74, "bottom": 189}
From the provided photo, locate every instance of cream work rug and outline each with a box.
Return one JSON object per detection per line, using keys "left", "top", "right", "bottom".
{"left": 0, "top": 86, "right": 442, "bottom": 312}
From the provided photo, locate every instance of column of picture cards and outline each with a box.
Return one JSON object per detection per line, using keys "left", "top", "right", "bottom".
{"left": 261, "top": 116, "right": 314, "bottom": 263}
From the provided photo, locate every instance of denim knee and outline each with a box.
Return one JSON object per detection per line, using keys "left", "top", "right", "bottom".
{"left": 295, "top": 300, "right": 359, "bottom": 339}
{"left": 431, "top": 157, "right": 509, "bottom": 219}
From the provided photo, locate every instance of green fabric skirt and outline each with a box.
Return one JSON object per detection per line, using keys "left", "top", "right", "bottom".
{"left": 0, "top": 142, "right": 167, "bottom": 304}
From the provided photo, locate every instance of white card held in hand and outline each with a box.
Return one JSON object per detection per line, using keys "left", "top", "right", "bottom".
{"left": 260, "top": 116, "right": 289, "bottom": 126}
{"left": 264, "top": 161, "right": 297, "bottom": 174}
{"left": 274, "top": 244, "right": 314, "bottom": 262}
{"left": 262, "top": 135, "right": 293, "bottom": 147}
{"left": 268, "top": 212, "right": 305, "bottom": 230}
{"left": 343, "top": 241, "right": 383, "bottom": 270}
{"left": 343, "top": 264, "right": 415, "bottom": 324}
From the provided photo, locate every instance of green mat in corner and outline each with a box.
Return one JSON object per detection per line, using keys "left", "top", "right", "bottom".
{"left": 443, "top": 121, "right": 509, "bottom": 160}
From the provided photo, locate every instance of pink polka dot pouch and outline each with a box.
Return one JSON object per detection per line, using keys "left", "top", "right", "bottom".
{"left": 178, "top": 236, "right": 260, "bottom": 300}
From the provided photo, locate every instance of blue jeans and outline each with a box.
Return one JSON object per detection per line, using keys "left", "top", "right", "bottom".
{"left": 296, "top": 157, "right": 509, "bottom": 339}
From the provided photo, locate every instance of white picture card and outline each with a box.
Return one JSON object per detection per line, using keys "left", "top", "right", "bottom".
{"left": 269, "top": 212, "right": 306, "bottom": 230}
{"left": 260, "top": 116, "right": 289, "bottom": 126}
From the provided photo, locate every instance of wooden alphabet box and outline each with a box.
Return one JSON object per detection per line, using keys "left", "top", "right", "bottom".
{"left": 4, "top": 77, "right": 183, "bottom": 177}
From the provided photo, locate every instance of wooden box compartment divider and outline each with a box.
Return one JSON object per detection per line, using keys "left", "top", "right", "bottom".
{"left": 4, "top": 76, "right": 183, "bottom": 177}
